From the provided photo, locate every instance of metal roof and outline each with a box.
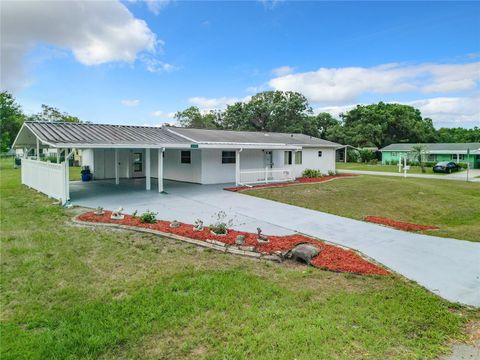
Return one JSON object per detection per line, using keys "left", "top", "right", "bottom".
{"left": 166, "top": 127, "right": 341, "bottom": 147}
{"left": 19, "top": 122, "right": 191, "bottom": 147}
{"left": 380, "top": 143, "right": 480, "bottom": 152}
{"left": 14, "top": 121, "right": 342, "bottom": 149}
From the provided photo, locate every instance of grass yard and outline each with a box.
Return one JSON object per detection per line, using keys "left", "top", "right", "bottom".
{"left": 246, "top": 175, "right": 480, "bottom": 243}
{"left": 1, "top": 159, "right": 478, "bottom": 359}
{"left": 336, "top": 162, "right": 450, "bottom": 175}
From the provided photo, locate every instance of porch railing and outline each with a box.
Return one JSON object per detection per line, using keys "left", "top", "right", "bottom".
{"left": 239, "top": 167, "right": 294, "bottom": 186}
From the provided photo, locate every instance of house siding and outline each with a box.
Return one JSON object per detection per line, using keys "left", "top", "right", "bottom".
{"left": 381, "top": 151, "right": 479, "bottom": 168}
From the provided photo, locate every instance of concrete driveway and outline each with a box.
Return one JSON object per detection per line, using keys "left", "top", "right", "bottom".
{"left": 71, "top": 179, "right": 480, "bottom": 307}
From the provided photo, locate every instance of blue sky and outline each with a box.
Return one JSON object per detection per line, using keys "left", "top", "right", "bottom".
{"left": 2, "top": 0, "right": 479, "bottom": 128}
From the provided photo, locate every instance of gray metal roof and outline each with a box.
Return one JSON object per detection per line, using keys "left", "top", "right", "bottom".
{"left": 14, "top": 121, "right": 342, "bottom": 149}
{"left": 21, "top": 122, "right": 191, "bottom": 147}
{"left": 166, "top": 127, "right": 341, "bottom": 147}
{"left": 380, "top": 143, "right": 480, "bottom": 152}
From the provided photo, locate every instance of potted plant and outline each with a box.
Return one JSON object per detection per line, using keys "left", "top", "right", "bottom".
{"left": 80, "top": 166, "right": 93, "bottom": 182}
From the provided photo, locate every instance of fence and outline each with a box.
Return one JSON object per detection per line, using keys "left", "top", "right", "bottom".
{"left": 239, "top": 167, "right": 294, "bottom": 186}
{"left": 21, "top": 158, "right": 69, "bottom": 204}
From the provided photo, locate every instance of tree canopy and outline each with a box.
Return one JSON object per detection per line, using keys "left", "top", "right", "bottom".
{"left": 0, "top": 92, "right": 83, "bottom": 152}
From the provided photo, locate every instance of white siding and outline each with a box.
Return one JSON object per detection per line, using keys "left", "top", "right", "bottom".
{"left": 288, "top": 147, "right": 336, "bottom": 177}
{"left": 163, "top": 149, "right": 202, "bottom": 183}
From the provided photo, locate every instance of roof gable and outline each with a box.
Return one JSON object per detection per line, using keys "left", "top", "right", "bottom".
{"left": 380, "top": 143, "right": 480, "bottom": 152}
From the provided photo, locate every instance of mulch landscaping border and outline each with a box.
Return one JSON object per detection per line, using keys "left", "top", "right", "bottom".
{"left": 224, "top": 174, "right": 357, "bottom": 192}
{"left": 74, "top": 211, "right": 390, "bottom": 276}
{"left": 364, "top": 216, "right": 439, "bottom": 232}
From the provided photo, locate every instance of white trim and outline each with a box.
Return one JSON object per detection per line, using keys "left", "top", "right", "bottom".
{"left": 146, "top": 148, "right": 151, "bottom": 190}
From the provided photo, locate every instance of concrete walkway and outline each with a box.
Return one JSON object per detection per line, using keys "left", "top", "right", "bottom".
{"left": 337, "top": 169, "right": 480, "bottom": 182}
{"left": 70, "top": 179, "right": 480, "bottom": 307}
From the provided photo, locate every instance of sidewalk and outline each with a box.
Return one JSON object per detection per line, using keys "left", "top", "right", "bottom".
{"left": 337, "top": 169, "right": 480, "bottom": 182}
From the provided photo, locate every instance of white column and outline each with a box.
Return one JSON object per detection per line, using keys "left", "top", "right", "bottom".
{"left": 158, "top": 148, "right": 164, "bottom": 192}
{"left": 344, "top": 147, "right": 347, "bottom": 163}
{"left": 145, "top": 148, "right": 151, "bottom": 190}
{"left": 114, "top": 149, "right": 119, "bottom": 185}
{"left": 36, "top": 138, "right": 40, "bottom": 161}
{"left": 56, "top": 149, "right": 60, "bottom": 163}
{"left": 457, "top": 153, "right": 460, "bottom": 162}
{"left": 235, "top": 149, "right": 241, "bottom": 185}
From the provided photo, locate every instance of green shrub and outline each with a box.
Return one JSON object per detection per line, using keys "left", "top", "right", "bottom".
{"left": 302, "top": 169, "right": 321, "bottom": 178}
{"left": 209, "top": 210, "right": 232, "bottom": 235}
{"left": 458, "top": 162, "right": 468, "bottom": 169}
{"left": 139, "top": 210, "right": 158, "bottom": 224}
{"left": 328, "top": 170, "right": 336, "bottom": 176}
{"left": 368, "top": 159, "right": 378, "bottom": 165}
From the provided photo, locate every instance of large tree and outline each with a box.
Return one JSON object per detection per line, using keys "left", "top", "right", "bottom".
{"left": 0, "top": 91, "right": 25, "bottom": 152}
{"left": 220, "top": 91, "right": 313, "bottom": 134}
{"left": 174, "top": 106, "right": 220, "bottom": 129}
{"left": 436, "top": 127, "right": 480, "bottom": 143}
{"left": 326, "top": 102, "right": 437, "bottom": 148}
{"left": 28, "top": 104, "right": 82, "bottom": 123}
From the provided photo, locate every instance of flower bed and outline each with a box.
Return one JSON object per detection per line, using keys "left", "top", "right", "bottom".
{"left": 224, "top": 174, "right": 357, "bottom": 192}
{"left": 77, "top": 211, "right": 389, "bottom": 276}
{"left": 364, "top": 216, "right": 439, "bottom": 232}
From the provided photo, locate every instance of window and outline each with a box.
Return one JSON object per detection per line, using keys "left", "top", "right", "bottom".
{"left": 222, "top": 151, "right": 236, "bottom": 164}
{"left": 133, "top": 152, "right": 142, "bottom": 172}
{"left": 391, "top": 152, "right": 398, "bottom": 157}
{"left": 181, "top": 151, "right": 191, "bottom": 164}
{"left": 284, "top": 151, "right": 292, "bottom": 165}
{"left": 427, "top": 154, "right": 437, "bottom": 162}
{"left": 295, "top": 151, "right": 302, "bottom": 164}
{"left": 318, "top": 151, "right": 323, "bottom": 157}
{"left": 451, "top": 154, "right": 465, "bottom": 161}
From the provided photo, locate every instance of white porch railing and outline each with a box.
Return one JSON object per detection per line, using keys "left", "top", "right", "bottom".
{"left": 21, "top": 159, "right": 69, "bottom": 204}
{"left": 239, "top": 167, "right": 294, "bottom": 186}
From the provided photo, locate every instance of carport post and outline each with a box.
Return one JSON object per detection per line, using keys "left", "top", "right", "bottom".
{"left": 158, "top": 148, "right": 164, "bottom": 193}
{"left": 146, "top": 148, "right": 151, "bottom": 190}
{"left": 344, "top": 146, "right": 347, "bottom": 163}
{"left": 114, "top": 149, "right": 119, "bottom": 185}
{"left": 36, "top": 138, "right": 40, "bottom": 161}
{"left": 235, "top": 149, "right": 242, "bottom": 186}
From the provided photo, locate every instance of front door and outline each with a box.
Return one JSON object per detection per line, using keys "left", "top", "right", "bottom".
{"left": 132, "top": 151, "right": 145, "bottom": 178}
{"left": 264, "top": 151, "right": 273, "bottom": 168}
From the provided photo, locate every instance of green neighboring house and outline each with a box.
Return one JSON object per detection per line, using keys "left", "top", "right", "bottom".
{"left": 380, "top": 143, "right": 480, "bottom": 169}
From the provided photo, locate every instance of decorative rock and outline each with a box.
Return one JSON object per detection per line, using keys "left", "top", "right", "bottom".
{"left": 256, "top": 227, "right": 269, "bottom": 244}
{"left": 287, "top": 243, "right": 321, "bottom": 264}
{"left": 110, "top": 207, "right": 124, "bottom": 220}
{"left": 193, "top": 219, "right": 204, "bottom": 231}
{"left": 235, "top": 235, "right": 246, "bottom": 245}
{"left": 169, "top": 220, "right": 180, "bottom": 228}
{"left": 95, "top": 206, "right": 104, "bottom": 215}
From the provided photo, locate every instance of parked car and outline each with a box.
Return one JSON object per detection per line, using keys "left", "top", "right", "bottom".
{"left": 432, "top": 161, "right": 460, "bottom": 173}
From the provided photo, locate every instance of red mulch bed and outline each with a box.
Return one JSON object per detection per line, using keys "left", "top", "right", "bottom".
{"left": 77, "top": 211, "right": 389, "bottom": 276}
{"left": 364, "top": 216, "right": 439, "bottom": 232}
{"left": 224, "top": 174, "right": 357, "bottom": 192}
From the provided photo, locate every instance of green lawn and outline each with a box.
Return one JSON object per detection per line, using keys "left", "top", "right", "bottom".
{"left": 69, "top": 165, "right": 81, "bottom": 181}
{"left": 246, "top": 175, "right": 480, "bottom": 243}
{"left": 336, "top": 162, "right": 451, "bottom": 175}
{"left": 1, "top": 159, "right": 478, "bottom": 359}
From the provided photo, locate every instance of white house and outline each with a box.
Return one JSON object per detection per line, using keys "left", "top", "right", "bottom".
{"left": 13, "top": 122, "right": 341, "bottom": 204}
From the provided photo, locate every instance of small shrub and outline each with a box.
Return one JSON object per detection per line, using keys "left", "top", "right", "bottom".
{"left": 458, "top": 162, "right": 468, "bottom": 169}
{"left": 368, "top": 159, "right": 378, "bottom": 165}
{"left": 132, "top": 210, "right": 138, "bottom": 218}
{"left": 328, "top": 170, "right": 336, "bottom": 176}
{"left": 209, "top": 210, "right": 233, "bottom": 235}
{"left": 302, "top": 169, "right": 321, "bottom": 178}
{"left": 139, "top": 210, "right": 158, "bottom": 224}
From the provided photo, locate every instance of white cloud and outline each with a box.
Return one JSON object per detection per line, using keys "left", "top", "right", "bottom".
{"left": 145, "top": 0, "right": 171, "bottom": 15}
{"left": 313, "top": 104, "right": 356, "bottom": 119}
{"left": 1, "top": 0, "right": 157, "bottom": 92}
{"left": 151, "top": 110, "right": 176, "bottom": 118}
{"left": 269, "top": 62, "right": 480, "bottom": 105}
{"left": 272, "top": 66, "right": 294, "bottom": 76}
{"left": 406, "top": 95, "right": 480, "bottom": 126}
{"left": 258, "top": 0, "right": 284, "bottom": 9}
{"left": 188, "top": 96, "right": 249, "bottom": 109}
{"left": 121, "top": 99, "right": 140, "bottom": 107}
{"left": 142, "top": 57, "right": 178, "bottom": 73}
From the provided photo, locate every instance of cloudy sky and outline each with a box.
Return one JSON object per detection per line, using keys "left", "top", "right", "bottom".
{"left": 1, "top": 0, "right": 479, "bottom": 128}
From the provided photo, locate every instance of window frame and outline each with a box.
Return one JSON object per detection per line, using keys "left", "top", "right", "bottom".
{"left": 181, "top": 150, "right": 191, "bottom": 164}
{"left": 284, "top": 151, "right": 293, "bottom": 165}
{"left": 221, "top": 151, "right": 236, "bottom": 164}
{"left": 318, "top": 150, "right": 323, "bottom": 157}
{"left": 295, "top": 151, "right": 302, "bottom": 165}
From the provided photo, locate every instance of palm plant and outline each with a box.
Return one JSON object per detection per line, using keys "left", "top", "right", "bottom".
{"left": 411, "top": 145, "right": 427, "bottom": 173}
